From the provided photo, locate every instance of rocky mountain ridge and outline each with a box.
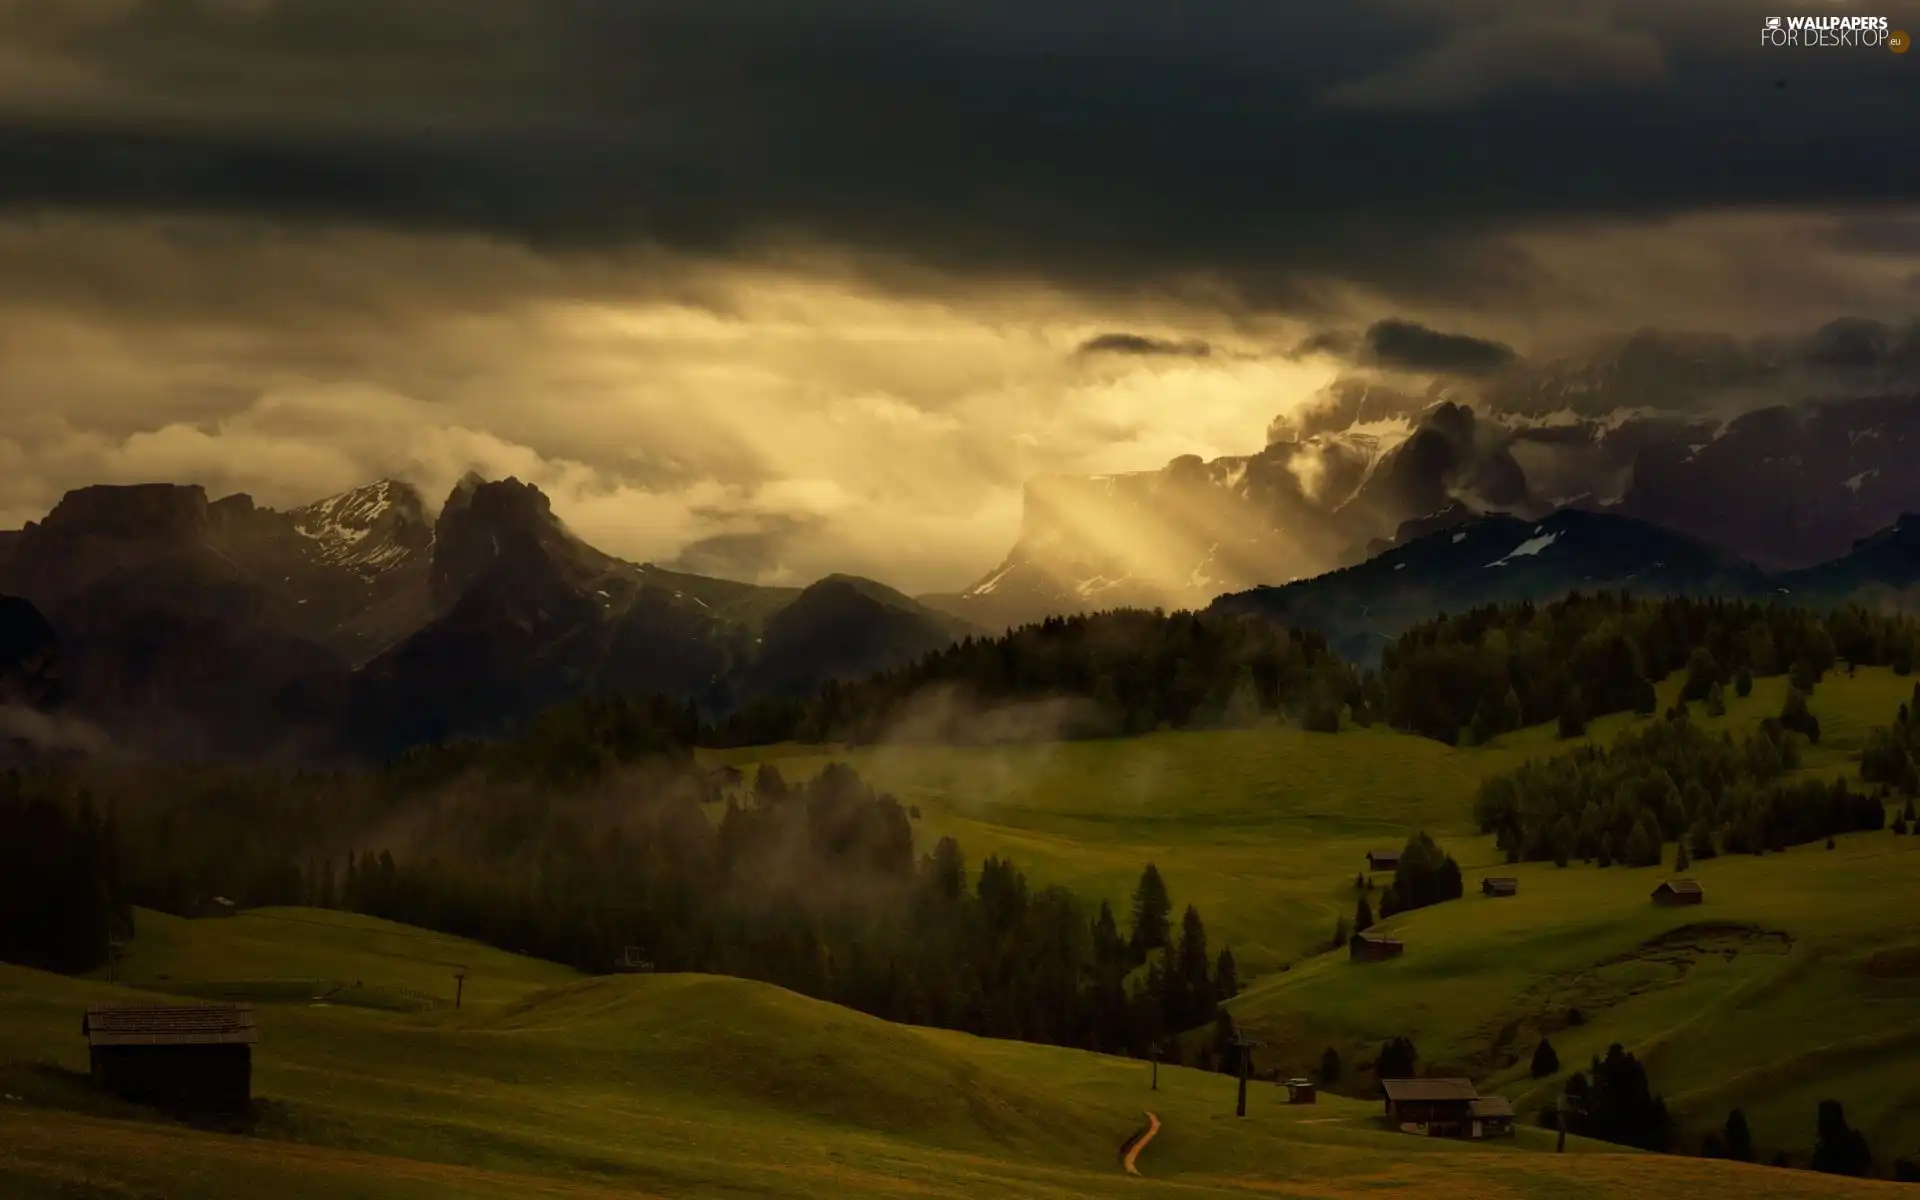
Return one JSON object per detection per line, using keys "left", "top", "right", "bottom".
{"left": 0, "top": 475, "right": 976, "bottom": 761}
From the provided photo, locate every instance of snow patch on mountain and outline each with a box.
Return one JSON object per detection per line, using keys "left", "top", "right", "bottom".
{"left": 1843, "top": 469, "right": 1878, "bottom": 495}
{"left": 290, "top": 480, "right": 431, "bottom": 577}
{"left": 1486, "top": 531, "right": 1562, "bottom": 568}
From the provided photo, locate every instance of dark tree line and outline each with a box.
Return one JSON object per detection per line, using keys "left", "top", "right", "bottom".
{"left": 1475, "top": 708, "right": 1888, "bottom": 866}
{"left": 711, "top": 609, "right": 1359, "bottom": 745}
{"left": 707, "top": 595, "right": 1920, "bottom": 753}
{"left": 0, "top": 780, "right": 132, "bottom": 973}
{"left": 1377, "top": 594, "right": 1919, "bottom": 746}
{"left": 14, "top": 743, "right": 1238, "bottom": 1061}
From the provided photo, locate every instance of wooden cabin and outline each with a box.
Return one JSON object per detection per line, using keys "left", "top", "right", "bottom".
{"left": 1651, "top": 879, "right": 1704, "bottom": 906}
{"left": 1381, "top": 1078, "right": 1479, "bottom": 1136}
{"left": 1283, "top": 1079, "right": 1317, "bottom": 1105}
{"left": 1481, "top": 878, "right": 1519, "bottom": 898}
{"left": 83, "top": 1004, "right": 257, "bottom": 1113}
{"left": 1468, "top": 1096, "right": 1516, "bottom": 1139}
{"left": 1366, "top": 850, "right": 1401, "bottom": 872}
{"left": 1350, "top": 931, "right": 1404, "bottom": 962}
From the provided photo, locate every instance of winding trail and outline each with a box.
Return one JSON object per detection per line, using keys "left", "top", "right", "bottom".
{"left": 1122, "top": 1111, "right": 1161, "bottom": 1177}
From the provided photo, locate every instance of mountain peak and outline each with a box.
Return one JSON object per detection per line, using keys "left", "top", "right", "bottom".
{"left": 34, "top": 483, "right": 211, "bottom": 543}
{"left": 429, "top": 476, "right": 599, "bottom": 603}
{"left": 290, "top": 479, "right": 432, "bottom": 577}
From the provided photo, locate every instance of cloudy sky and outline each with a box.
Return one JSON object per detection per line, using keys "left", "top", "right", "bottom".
{"left": 1, "top": 0, "right": 1916, "bottom": 592}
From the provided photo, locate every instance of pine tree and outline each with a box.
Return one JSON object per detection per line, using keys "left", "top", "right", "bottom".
{"left": 1674, "top": 839, "right": 1691, "bottom": 872}
{"left": 1174, "top": 905, "right": 1214, "bottom": 1027}
{"left": 1724, "top": 1107, "right": 1753, "bottom": 1162}
{"left": 1093, "top": 901, "right": 1124, "bottom": 967}
{"left": 1559, "top": 687, "right": 1589, "bottom": 739}
{"left": 1214, "top": 945, "right": 1239, "bottom": 1002}
{"left": 1375, "top": 1036, "right": 1417, "bottom": 1083}
{"left": 1625, "top": 820, "right": 1658, "bottom": 868}
{"left": 1129, "top": 863, "right": 1173, "bottom": 958}
{"left": 1319, "top": 1046, "right": 1342, "bottom": 1085}
{"left": 1688, "top": 820, "right": 1717, "bottom": 861}
{"left": 1735, "top": 666, "right": 1754, "bottom": 698}
{"left": 1531, "top": 1038, "right": 1560, "bottom": 1079}
{"left": 1354, "top": 894, "right": 1375, "bottom": 935}
{"left": 1812, "top": 1099, "right": 1871, "bottom": 1176}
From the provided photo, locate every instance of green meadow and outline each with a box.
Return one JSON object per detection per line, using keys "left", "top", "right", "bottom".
{"left": 1, "top": 669, "right": 1914, "bottom": 1196}
{"left": 734, "top": 668, "right": 1920, "bottom": 1161}
{"left": 0, "top": 917, "right": 1906, "bottom": 1200}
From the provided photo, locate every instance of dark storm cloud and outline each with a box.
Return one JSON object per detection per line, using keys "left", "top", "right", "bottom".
{"left": 0, "top": 0, "right": 1915, "bottom": 310}
{"left": 1076, "top": 333, "right": 1211, "bottom": 358}
{"left": 1361, "top": 319, "right": 1517, "bottom": 375}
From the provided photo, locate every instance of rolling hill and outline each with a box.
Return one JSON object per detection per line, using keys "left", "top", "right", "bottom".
{"left": 728, "top": 666, "right": 1920, "bottom": 1167}
{"left": 1, "top": 906, "right": 1904, "bottom": 1200}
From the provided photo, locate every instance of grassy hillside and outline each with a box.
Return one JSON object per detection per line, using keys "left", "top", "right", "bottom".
{"left": 107, "top": 907, "right": 580, "bottom": 1010}
{"left": 728, "top": 668, "right": 1920, "bottom": 1164}
{"left": 0, "top": 915, "right": 1906, "bottom": 1200}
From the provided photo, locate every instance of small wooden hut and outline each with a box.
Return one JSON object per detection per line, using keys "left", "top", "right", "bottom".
{"left": 82, "top": 1003, "right": 257, "bottom": 1113}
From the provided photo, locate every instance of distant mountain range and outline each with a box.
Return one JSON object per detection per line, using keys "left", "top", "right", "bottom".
{"left": 0, "top": 476, "right": 976, "bottom": 760}
{"left": 8, "top": 319, "right": 1920, "bottom": 762}
{"left": 922, "top": 321, "right": 1920, "bottom": 632}
{"left": 1210, "top": 506, "right": 1920, "bottom": 663}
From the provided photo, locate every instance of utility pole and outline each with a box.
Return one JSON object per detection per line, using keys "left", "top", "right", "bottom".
{"left": 1229, "top": 1030, "right": 1265, "bottom": 1118}
{"left": 1150, "top": 1040, "right": 1162, "bottom": 1091}
{"left": 453, "top": 969, "right": 467, "bottom": 1010}
{"left": 1555, "top": 1092, "right": 1570, "bottom": 1153}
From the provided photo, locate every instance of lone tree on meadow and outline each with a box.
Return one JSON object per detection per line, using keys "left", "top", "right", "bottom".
{"left": 1724, "top": 1107, "right": 1753, "bottom": 1162}
{"left": 1531, "top": 1038, "right": 1560, "bottom": 1079}
{"left": 1319, "top": 1046, "right": 1342, "bottom": 1085}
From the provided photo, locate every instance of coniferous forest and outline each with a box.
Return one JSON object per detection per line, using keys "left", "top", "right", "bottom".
{"left": 0, "top": 752, "right": 1233, "bottom": 1062}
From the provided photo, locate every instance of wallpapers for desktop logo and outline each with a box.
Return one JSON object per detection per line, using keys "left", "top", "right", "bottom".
{"left": 1761, "top": 13, "right": 1905, "bottom": 49}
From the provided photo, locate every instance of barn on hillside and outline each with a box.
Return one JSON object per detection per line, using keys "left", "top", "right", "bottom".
{"left": 1283, "top": 1079, "right": 1317, "bottom": 1104}
{"left": 82, "top": 1003, "right": 257, "bottom": 1113}
{"left": 1350, "top": 931, "right": 1404, "bottom": 962}
{"left": 1366, "top": 849, "right": 1401, "bottom": 872}
{"left": 1382, "top": 1078, "right": 1479, "bottom": 1136}
{"left": 1651, "top": 879, "right": 1704, "bottom": 906}
{"left": 1481, "top": 878, "right": 1518, "bottom": 898}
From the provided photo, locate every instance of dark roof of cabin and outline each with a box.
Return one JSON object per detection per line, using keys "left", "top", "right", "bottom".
{"left": 1653, "top": 879, "right": 1704, "bottom": 896}
{"left": 1381, "top": 1078, "right": 1478, "bottom": 1102}
{"left": 1483, "top": 877, "right": 1519, "bottom": 889}
{"left": 83, "top": 1004, "right": 258, "bottom": 1047}
{"left": 1469, "top": 1096, "right": 1515, "bottom": 1118}
{"left": 1355, "top": 930, "right": 1402, "bottom": 945}
{"left": 1369, "top": 850, "right": 1401, "bottom": 860}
